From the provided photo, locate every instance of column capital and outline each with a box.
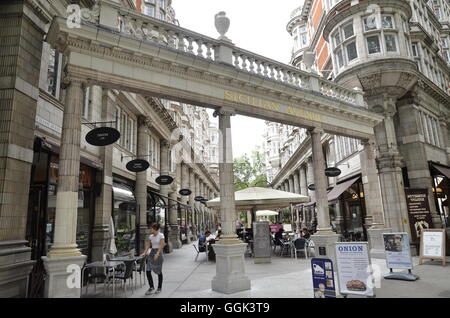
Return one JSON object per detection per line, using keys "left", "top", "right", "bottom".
{"left": 307, "top": 127, "right": 324, "bottom": 136}
{"left": 137, "top": 115, "right": 153, "bottom": 129}
{"left": 160, "top": 139, "right": 170, "bottom": 148}
{"left": 214, "top": 107, "right": 236, "bottom": 117}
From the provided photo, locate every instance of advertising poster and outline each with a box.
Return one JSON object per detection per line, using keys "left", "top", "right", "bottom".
{"left": 405, "top": 189, "right": 433, "bottom": 244}
{"left": 422, "top": 230, "right": 444, "bottom": 258}
{"left": 335, "top": 242, "right": 374, "bottom": 297}
{"left": 383, "top": 233, "right": 413, "bottom": 270}
{"left": 311, "top": 258, "right": 336, "bottom": 298}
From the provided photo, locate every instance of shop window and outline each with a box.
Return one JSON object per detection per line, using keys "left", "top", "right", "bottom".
{"left": 366, "top": 35, "right": 381, "bottom": 54}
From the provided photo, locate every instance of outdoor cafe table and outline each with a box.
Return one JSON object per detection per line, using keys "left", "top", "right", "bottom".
{"left": 81, "top": 260, "right": 124, "bottom": 298}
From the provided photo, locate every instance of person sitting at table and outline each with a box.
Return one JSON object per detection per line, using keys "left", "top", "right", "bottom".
{"left": 198, "top": 231, "right": 212, "bottom": 252}
{"left": 274, "top": 227, "right": 284, "bottom": 243}
{"left": 215, "top": 230, "right": 222, "bottom": 241}
{"left": 302, "top": 228, "right": 311, "bottom": 240}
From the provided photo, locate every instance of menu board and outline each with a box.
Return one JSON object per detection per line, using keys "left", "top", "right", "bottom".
{"left": 419, "top": 229, "right": 446, "bottom": 266}
{"left": 383, "top": 233, "right": 413, "bottom": 270}
{"left": 311, "top": 258, "right": 336, "bottom": 298}
{"left": 283, "top": 224, "right": 292, "bottom": 232}
{"left": 335, "top": 243, "right": 374, "bottom": 297}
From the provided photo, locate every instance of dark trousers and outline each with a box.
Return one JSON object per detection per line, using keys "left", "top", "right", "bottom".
{"left": 146, "top": 271, "right": 163, "bottom": 289}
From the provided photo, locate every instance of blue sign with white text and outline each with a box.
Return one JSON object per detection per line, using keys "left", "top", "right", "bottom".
{"left": 311, "top": 258, "right": 336, "bottom": 298}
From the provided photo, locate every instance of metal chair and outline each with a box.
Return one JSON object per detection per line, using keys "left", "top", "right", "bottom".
{"left": 279, "top": 238, "right": 293, "bottom": 257}
{"left": 193, "top": 243, "right": 208, "bottom": 262}
{"left": 112, "top": 261, "right": 134, "bottom": 296}
{"left": 135, "top": 257, "right": 146, "bottom": 288}
{"left": 293, "top": 238, "right": 308, "bottom": 259}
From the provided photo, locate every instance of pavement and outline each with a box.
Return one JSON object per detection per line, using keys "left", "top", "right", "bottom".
{"left": 83, "top": 244, "right": 450, "bottom": 298}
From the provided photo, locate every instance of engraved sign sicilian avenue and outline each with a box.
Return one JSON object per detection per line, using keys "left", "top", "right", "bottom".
{"left": 224, "top": 90, "right": 323, "bottom": 123}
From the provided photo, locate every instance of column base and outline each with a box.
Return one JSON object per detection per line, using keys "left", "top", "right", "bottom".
{"left": 312, "top": 233, "right": 339, "bottom": 262}
{"left": 0, "top": 241, "right": 34, "bottom": 298}
{"left": 367, "top": 227, "right": 391, "bottom": 259}
{"left": 168, "top": 226, "right": 182, "bottom": 250}
{"left": 42, "top": 255, "right": 87, "bottom": 298}
{"left": 211, "top": 243, "right": 251, "bottom": 294}
{"left": 46, "top": 245, "right": 82, "bottom": 258}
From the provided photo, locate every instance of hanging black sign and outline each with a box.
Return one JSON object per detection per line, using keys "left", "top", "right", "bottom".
{"left": 85, "top": 127, "right": 120, "bottom": 146}
{"left": 179, "top": 189, "right": 192, "bottom": 196}
{"left": 194, "top": 196, "right": 204, "bottom": 202}
{"left": 155, "top": 175, "right": 174, "bottom": 185}
{"left": 325, "top": 167, "right": 342, "bottom": 177}
{"left": 308, "top": 184, "right": 316, "bottom": 191}
{"left": 126, "top": 159, "right": 150, "bottom": 173}
{"left": 200, "top": 198, "right": 208, "bottom": 203}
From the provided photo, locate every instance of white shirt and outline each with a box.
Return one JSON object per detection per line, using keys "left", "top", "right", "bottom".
{"left": 149, "top": 232, "right": 165, "bottom": 250}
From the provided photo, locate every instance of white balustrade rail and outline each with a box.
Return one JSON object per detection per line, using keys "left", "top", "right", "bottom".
{"left": 85, "top": 0, "right": 364, "bottom": 108}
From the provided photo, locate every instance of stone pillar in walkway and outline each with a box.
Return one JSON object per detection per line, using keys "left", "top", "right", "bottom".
{"left": 212, "top": 108, "right": 250, "bottom": 294}
{"left": 181, "top": 162, "right": 191, "bottom": 244}
{"left": 92, "top": 87, "right": 114, "bottom": 262}
{"left": 195, "top": 174, "right": 201, "bottom": 234}
{"left": 42, "top": 77, "right": 87, "bottom": 297}
{"left": 374, "top": 110, "right": 411, "bottom": 236}
{"left": 360, "top": 140, "right": 390, "bottom": 258}
{"left": 308, "top": 128, "right": 339, "bottom": 261}
{"left": 306, "top": 158, "right": 316, "bottom": 226}
{"left": 160, "top": 140, "right": 171, "bottom": 251}
{"left": 168, "top": 162, "right": 182, "bottom": 250}
{"left": 136, "top": 116, "right": 151, "bottom": 254}
{"left": 293, "top": 170, "right": 300, "bottom": 194}
{"left": 0, "top": 1, "right": 46, "bottom": 297}
{"left": 299, "top": 165, "right": 308, "bottom": 196}
{"left": 288, "top": 176, "right": 295, "bottom": 194}
{"left": 189, "top": 168, "right": 196, "bottom": 240}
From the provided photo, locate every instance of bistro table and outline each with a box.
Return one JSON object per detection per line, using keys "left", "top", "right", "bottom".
{"left": 81, "top": 260, "right": 124, "bottom": 298}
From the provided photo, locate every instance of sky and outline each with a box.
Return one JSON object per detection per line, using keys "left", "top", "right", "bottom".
{"left": 172, "top": 0, "right": 301, "bottom": 158}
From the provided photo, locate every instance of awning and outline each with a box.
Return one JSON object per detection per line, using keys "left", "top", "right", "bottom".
{"left": 432, "top": 163, "right": 450, "bottom": 179}
{"left": 303, "top": 176, "right": 360, "bottom": 206}
{"left": 113, "top": 183, "right": 136, "bottom": 202}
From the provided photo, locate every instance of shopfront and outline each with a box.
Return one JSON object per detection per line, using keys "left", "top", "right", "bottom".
{"left": 26, "top": 138, "right": 97, "bottom": 297}
{"left": 430, "top": 162, "right": 450, "bottom": 228}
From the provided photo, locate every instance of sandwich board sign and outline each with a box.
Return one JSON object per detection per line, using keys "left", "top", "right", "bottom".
{"left": 311, "top": 258, "right": 336, "bottom": 298}
{"left": 335, "top": 242, "right": 375, "bottom": 297}
{"left": 419, "top": 229, "right": 446, "bottom": 266}
{"left": 383, "top": 233, "right": 418, "bottom": 281}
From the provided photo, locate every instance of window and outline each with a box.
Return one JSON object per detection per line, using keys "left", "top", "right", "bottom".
{"left": 366, "top": 35, "right": 381, "bottom": 54}
{"left": 335, "top": 48, "right": 344, "bottom": 68}
{"left": 384, "top": 34, "right": 398, "bottom": 52}
{"left": 363, "top": 15, "right": 378, "bottom": 31}
{"left": 343, "top": 23, "right": 354, "bottom": 39}
{"left": 346, "top": 41, "right": 358, "bottom": 61}
{"left": 115, "top": 107, "right": 136, "bottom": 152}
{"left": 47, "top": 48, "right": 61, "bottom": 98}
{"left": 411, "top": 43, "right": 419, "bottom": 57}
{"left": 144, "top": 5, "right": 154, "bottom": 16}
{"left": 381, "top": 15, "right": 394, "bottom": 29}
{"left": 159, "top": 11, "right": 165, "bottom": 20}
{"left": 333, "top": 31, "right": 341, "bottom": 46}
{"left": 159, "top": 0, "right": 165, "bottom": 8}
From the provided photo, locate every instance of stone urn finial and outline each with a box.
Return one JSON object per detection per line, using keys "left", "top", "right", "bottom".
{"left": 215, "top": 11, "right": 231, "bottom": 41}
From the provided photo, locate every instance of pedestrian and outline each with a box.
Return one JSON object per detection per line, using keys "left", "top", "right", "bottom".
{"left": 140, "top": 223, "right": 164, "bottom": 295}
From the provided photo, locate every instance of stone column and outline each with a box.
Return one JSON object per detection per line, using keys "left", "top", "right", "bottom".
{"left": 168, "top": 162, "right": 182, "bottom": 250}
{"left": 195, "top": 174, "right": 201, "bottom": 234}
{"left": 299, "top": 165, "right": 308, "bottom": 196}
{"left": 308, "top": 128, "right": 338, "bottom": 261}
{"left": 374, "top": 111, "right": 411, "bottom": 235}
{"left": 293, "top": 169, "right": 300, "bottom": 194}
{"left": 181, "top": 162, "right": 191, "bottom": 244}
{"left": 288, "top": 176, "right": 295, "bottom": 194}
{"left": 159, "top": 140, "right": 170, "bottom": 251}
{"left": 306, "top": 158, "right": 315, "bottom": 200}
{"left": 212, "top": 108, "right": 250, "bottom": 294}
{"left": 42, "top": 78, "right": 87, "bottom": 297}
{"left": 91, "top": 87, "right": 114, "bottom": 262}
{"left": 360, "top": 140, "right": 390, "bottom": 258}
{"left": 189, "top": 168, "right": 196, "bottom": 240}
{"left": 135, "top": 116, "right": 151, "bottom": 254}
{"left": 0, "top": 1, "right": 45, "bottom": 297}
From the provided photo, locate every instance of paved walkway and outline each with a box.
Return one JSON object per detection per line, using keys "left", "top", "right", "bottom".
{"left": 83, "top": 244, "right": 450, "bottom": 298}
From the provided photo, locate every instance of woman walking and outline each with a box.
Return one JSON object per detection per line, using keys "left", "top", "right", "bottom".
{"left": 140, "top": 223, "right": 165, "bottom": 295}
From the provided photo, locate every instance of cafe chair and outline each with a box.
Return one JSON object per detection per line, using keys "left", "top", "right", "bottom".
{"left": 112, "top": 261, "right": 134, "bottom": 297}
{"left": 193, "top": 244, "right": 208, "bottom": 262}
{"left": 135, "top": 257, "right": 146, "bottom": 288}
{"left": 293, "top": 238, "right": 308, "bottom": 260}
{"left": 279, "top": 238, "right": 293, "bottom": 257}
